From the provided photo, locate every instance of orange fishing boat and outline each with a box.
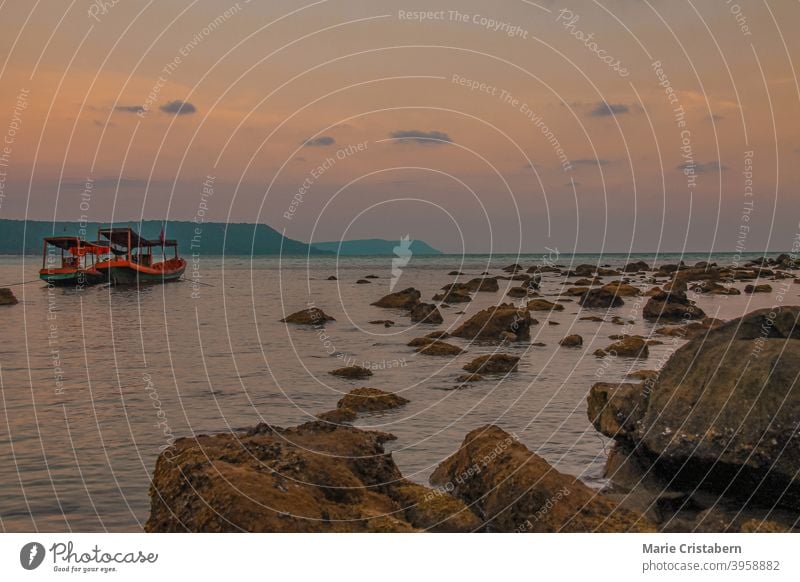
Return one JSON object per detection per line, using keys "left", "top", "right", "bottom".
{"left": 39, "top": 237, "right": 110, "bottom": 286}
{"left": 95, "top": 227, "right": 186, "bottom": 285}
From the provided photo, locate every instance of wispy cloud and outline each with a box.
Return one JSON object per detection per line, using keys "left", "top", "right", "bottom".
{"left": 389, "top": 129, "right": 453, "bottom": 145}
{"left": 302, "top": 136, "right": 335, "bottom": 147}
{"left": 115, "top": 105, "right": 145, "bottom": 114}
{"left": 160, "top": 100, "right": 196, "bottom": 115}
{"left": 59, "top": 177, "right": 153, "bottom": 189}
{"left": 571, "top": 158, "right": 612, "bottom": 166}
{"left": 589, "top": 102, "right": 629, "bottom": 117}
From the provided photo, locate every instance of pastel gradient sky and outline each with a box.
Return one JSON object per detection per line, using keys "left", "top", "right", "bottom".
{"left": 0, "top": 0, "right": 798, "bottom": 253}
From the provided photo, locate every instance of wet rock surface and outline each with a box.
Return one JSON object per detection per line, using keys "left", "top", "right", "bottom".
{"left": 527, "top": 298, "right": 564, "bottom": 311}
{"left": 415, "top": 340, "right": 465, "bottom": 356}
{"left": 462, "top": 354, "right": 520, "bottom": 374}
{"left": 409, "top": 302, "right": 443, "bottom": 324}
{"left": 579, "top": 288, "right": 625, "bottom": 309}
{"left": 336, "top": 388, "right": 410, "bottom": 413}
{"left": 371, "top": 287, "right": 421, "bottom": 309}
{"left": 145, "top": 420, "right": 478, "bottom": 532}
{"left": 430, "top": 426, "right": 653, "bottom": 532}
{"left": 329, "top": 365, "right": 373, "bottom": 379}
{"left": 594, "top": 336, "right": 649, "bottom": 359}
{"left": 559, "top": 334, "right": 583, "bottom": 347}
{"left": 642, "top": 290, "right": 705, "bottom": 322}
{"left": 450, "top": 304, "right": 533, "bottom": 342}
{"left": 280, "top": 308, "right": 335, "bottom": 325}
{"left": 0, "top": 288, "right": 18, "bottom": 306}
{"left": 592, "top": 307, "right": 800, "bottom": 523}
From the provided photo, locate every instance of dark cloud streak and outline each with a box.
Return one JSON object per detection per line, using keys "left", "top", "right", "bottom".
{"left": 389, "top": 129, "right": 453, "bottom": 145}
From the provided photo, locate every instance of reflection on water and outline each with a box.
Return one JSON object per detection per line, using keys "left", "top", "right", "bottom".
{"left": 0, "top": 253, "right": 794, "bottom": 531}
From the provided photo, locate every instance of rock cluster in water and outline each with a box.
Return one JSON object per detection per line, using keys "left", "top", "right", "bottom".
{"left": 149, "top": 254, "right": 800, "bottom": 532}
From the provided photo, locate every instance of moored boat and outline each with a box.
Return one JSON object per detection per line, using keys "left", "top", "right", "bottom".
{"left": 95, "top": 227, "right": 186, "bottom": 286}
{"left": 39, "top": 237, "right": 110, "bottom": 286}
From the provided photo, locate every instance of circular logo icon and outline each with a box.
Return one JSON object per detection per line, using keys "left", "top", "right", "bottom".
{"left": 20, "top": 542, "right": 46, "bottom": 570}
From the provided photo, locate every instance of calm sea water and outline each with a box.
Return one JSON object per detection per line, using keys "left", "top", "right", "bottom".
{"left": 0, "top": 252, "right": 795, "bottom": 532}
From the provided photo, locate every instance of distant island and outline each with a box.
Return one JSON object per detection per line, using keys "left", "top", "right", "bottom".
{"left": 311, "top": 238, "right": 442, "bottom": 256}
{"left": 0, "top": 219, "right": 441, "bottom": 256}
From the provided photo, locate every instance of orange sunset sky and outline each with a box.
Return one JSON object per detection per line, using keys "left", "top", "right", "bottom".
{"left": 0, "top": 0, "right": 798, "bottom": 253}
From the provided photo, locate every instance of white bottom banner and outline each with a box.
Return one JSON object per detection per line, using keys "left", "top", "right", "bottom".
{"left": 0, "top": 533, "right": 797, "bottom": 581}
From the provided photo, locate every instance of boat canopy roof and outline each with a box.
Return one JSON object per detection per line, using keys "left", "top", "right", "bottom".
{"left": 44, "top": 236, "right": 110, "bottom": 255}
{"left": 98, "top": 227, "right": 177, "bottom": 249}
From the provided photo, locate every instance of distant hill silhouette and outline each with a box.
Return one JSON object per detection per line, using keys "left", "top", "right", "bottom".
{"left": 0, "top": 219, "right": 326, "bottom": 255}
{"left": 311, "top": 238, "right": 441, "bottom": 256}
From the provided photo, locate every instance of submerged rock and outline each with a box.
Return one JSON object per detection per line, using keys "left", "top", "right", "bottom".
{"left": 371, "top": 287, "right": 421, "bottom": 309}
{"left": 450, "top": 304, "right": 533, "bottom": 342}
{"left": 623, "top": 260, "right": 650, "bottom": 272}
{"left": 316, "top": 408, "right": 358, "bottom": 424}
{"left": 466, "top": 277, "right": 499, "bottom": 292}
{"left": 744, "top": 283, "right": 772, "bottom": 294}
{"left": 432, "top": 289, "right": 471, "bottom": 303}
{"left": 455, "top": 373, "right": 484, "bottom": 383}
{"left": 462, "top": 354, "right": 519, "bottom": 374}
{"left": 563, "top": 286, "right": 590, "bottom": 296}
{"left": 415, "top": 341, "right": 464, "bottom": 356}
{"left": 527, "top": 298, "right": 564, "bottom": 311}
{"left": 430, "top": 426, "right": 653, "bottom": 532}
{"left": 654, "top": 317, "right": 723, "bottom": 339}
{"left": 281, "top": 308, "right": 335, "bottom": 325}
{"left": 506, "top": 286, "right": 529, "bottom": 298}
{"left": 337, "top": 388, "right": 409, "bottom": 413}
{"left": 559, "top": 334, "right": 583, "bottom": 348}
{"left": 0, "top": 288, "right": 18, "bottom": 306}
{"left": 692, "top": 281, "right": 740, "bottom": 295}
{"left": 642, "top": 290, "right": 705, "bottom": 322}
{"left": 601, "top": 281, "right": 641, "bottom": 296}
{"left": 594, "top": 336, "right": 649, "bottom": 359}
{"left": 579, "top": 288, "right": 625, "bottom": 309}
{"left": 329, "top": 365, "right": 373, "bottom": 379}
{"left": 409, "top": 302, "right": 443, "bottom": 324}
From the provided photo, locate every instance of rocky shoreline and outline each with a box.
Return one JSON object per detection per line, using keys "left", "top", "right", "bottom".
{"left": 146, "top": 254, "right": 800, "bottom": 532}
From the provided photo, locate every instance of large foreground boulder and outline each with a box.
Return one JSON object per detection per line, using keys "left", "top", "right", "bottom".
{"left": 587, "top": 382, "right": 648, "bottom": 439}
{"left": 600, "top": 307, "right": 800, "bottom": 510}
{"left": 146, "top": 421, "right": 479, "bottom": 532}
{"left": 451, "top": 304, "right": 533, "bottom": 342}
{"left": 430, "top": 426, "right": 653, "bottom": 532}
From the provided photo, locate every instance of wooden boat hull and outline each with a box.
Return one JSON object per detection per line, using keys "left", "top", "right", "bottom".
{"left": 39, "top": 268, "right": 106, "bottom": 287}
{"left": 97, "top": 258, "right": 186, "bottom": 286}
